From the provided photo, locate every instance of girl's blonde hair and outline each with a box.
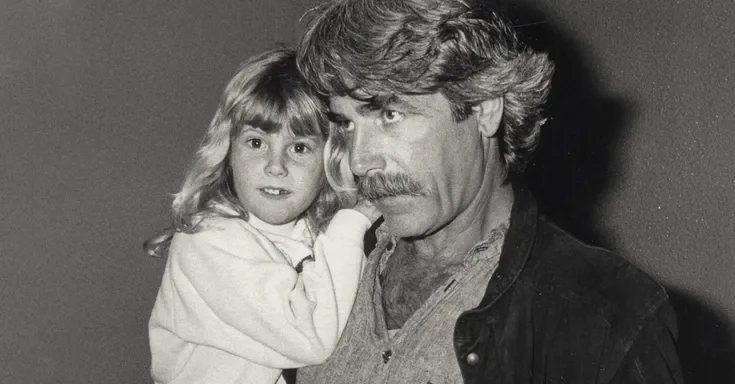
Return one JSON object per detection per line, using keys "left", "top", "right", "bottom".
{"left": 145, "top": 47, "right": 354, "bottom": 257}
{"left": 323, "top": 123, "right": 358, "bottom": 200}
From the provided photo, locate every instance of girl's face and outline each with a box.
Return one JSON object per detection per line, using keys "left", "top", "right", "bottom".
{"left": 231, "top": 125, "right": 326, "bottom": 225}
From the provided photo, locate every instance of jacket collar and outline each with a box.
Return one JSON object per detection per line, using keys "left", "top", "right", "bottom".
{"left": 472, "top": 181, "right": 538, "bottom": 311}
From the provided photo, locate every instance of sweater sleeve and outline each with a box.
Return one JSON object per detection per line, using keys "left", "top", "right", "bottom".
{"left": 312, "top": 209, "right": 371, "bottom": 334}
{"left": 149, "top": 213, "right": 369, "bottom": 371}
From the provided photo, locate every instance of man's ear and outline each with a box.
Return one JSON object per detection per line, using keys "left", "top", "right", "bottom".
{"left": 472, "top": 98, "right": 504, "bottom": 138}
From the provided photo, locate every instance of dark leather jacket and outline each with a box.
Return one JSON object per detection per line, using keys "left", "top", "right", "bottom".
{"left": 453, "top": 185, "right": 683, "bottom": 383}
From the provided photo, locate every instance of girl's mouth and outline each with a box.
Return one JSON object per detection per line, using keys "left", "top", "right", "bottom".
{"left": 261, "top": 187, "right": 291, "bottom": 196}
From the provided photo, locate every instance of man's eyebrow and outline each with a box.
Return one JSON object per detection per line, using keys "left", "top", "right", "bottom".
{"left": 327, "top": 95, "right": 419, "bottom": 122}
{"left": 359, "top": 95, "right": 417, "bottom": 114}
{"left": 326, "top": 112, "right": 348, "bottom": 123}
{"left": 387, "top": 96, "right": 419, "bottom": 112}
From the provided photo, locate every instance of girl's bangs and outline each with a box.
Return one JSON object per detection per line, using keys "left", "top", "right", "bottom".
{"left": 232, "top": 84, "right": 326, "bottom": 138}
{"left": 285, "top": 89, "right": 328, "bottom": 138}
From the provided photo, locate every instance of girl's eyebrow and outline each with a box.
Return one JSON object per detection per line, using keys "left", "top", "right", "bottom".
{"left": 293, "top": 134, "right": 321, "bottom": 141}
{"left": 240, "top": 125, "right": 267, "bottom": 134}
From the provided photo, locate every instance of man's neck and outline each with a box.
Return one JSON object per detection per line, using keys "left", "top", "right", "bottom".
{"left": 380, "top": 172, "right": 514, "bottom": 329}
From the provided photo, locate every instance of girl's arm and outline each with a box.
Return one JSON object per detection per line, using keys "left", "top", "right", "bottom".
{"left": 149, "top": 213, "right": 370, "bottom": 369}
{"left": 311, "top": 209, "right": 372, "bottom": 335}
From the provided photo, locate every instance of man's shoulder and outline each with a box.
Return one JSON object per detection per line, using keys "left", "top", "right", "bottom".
{"left": 524, "top": 215, "right": 669, "bottom": 319}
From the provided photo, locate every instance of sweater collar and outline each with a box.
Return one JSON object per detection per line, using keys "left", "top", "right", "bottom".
{"left": 247, "top": 213, "right": 313, "bottom": 247}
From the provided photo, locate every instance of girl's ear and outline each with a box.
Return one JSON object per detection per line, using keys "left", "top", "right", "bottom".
{"left": 472, "top": 98, "right": 504, "bottom": 138}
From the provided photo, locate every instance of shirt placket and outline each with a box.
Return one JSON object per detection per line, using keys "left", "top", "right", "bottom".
{"left": 380, "top": 240, "right": 505, "bottom": 383}
{"left": 373, "top": 265, "right": 471, "bottom": 383}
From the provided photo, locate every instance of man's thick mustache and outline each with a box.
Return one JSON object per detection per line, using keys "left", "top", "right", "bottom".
{"left": 358, "top": 173, "right": 428, "bottom": 201}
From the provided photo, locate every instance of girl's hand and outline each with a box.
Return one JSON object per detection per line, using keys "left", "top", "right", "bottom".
{"left": 353, "top": 197, "right": 381, "bottom": 224}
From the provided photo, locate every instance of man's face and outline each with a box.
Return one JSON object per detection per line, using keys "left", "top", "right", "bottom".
{"left": 329, "top": 92, "right": 488, "bottom": 238}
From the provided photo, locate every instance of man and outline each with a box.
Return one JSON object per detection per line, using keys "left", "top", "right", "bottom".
{"left": 295, "top": 0, "right": 683, "bottom": 382}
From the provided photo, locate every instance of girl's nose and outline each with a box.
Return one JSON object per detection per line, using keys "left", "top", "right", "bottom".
{"left": 265, "top": 150, "right": 288, "bottom": 177}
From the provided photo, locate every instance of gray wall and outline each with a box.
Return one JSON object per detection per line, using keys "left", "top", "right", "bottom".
{"left": 0, "top": 0, "right": 732, "bottom": 383}
{"left": 0, "top": 1, "right": 319, "bottom": 382}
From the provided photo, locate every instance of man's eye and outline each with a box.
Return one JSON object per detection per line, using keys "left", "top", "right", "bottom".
{"left": 291, "top": 143, "right": 311, "bottom": 154}
{"left": 246, "top": 138, "right": 263, "bottom": 149}
{"left": 381, "top": 109, "right": 403, "bottom": 123}
{"left": 335, "top": 120, "right": 354, "bottom": 132}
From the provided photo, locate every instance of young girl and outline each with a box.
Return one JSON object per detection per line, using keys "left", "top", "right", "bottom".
{"left": 145, "top": 48, "right": 377, "bottom": 384}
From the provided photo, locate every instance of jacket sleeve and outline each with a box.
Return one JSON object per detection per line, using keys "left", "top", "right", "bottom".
{"left": 607, "top": 302, "right": 684, "bottom": 384}
{"left": 152, "top": 213, "right": 367, "bottom": 369}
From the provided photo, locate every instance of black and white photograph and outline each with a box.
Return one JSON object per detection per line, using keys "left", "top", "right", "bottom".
{"left": 1, "top": 0, "right": 733, "bottom": 383}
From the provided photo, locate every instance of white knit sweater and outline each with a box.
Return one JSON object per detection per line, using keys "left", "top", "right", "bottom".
{"left": 149, "top": 209, "right": 370, "bottom": 384}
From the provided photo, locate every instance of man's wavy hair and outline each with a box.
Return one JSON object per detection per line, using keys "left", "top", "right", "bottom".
{"left": 145, "top": 48, "right": 352, "bottom": 258}
{"left": 297, "top": 0, "right": 555, "bottom": 176}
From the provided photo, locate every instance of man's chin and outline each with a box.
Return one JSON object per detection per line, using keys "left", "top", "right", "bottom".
{"left": 373, "top": 196, "right": 434, "bottom": 237}
{"left": 381, "top": 214, "right": 430, "bottom": 239}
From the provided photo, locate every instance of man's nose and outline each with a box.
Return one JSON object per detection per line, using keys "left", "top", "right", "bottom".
{"left": 264, "top": 149, "right": 288, "bottom": 177}
{"left": 349, "top": 123, "right": 386, "bottom": 177}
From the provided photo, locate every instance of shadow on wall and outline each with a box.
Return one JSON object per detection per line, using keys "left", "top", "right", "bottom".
{"left": 509, "top": 3, "right": 629, "bottom": 250}
{"left": 508, "top": 2, "right": 735, "bottom": 383}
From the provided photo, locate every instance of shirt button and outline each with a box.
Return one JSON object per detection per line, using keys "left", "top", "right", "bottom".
{"left": 382, "top": 349, "right": 393, "bottom": 364}
{"left": 466, "top": 352, "right": 480, "bottom": 366}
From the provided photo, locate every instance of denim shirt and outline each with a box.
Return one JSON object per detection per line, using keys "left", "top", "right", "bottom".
{"left": 297, "top": 184, "right": 683, "bottom": 384}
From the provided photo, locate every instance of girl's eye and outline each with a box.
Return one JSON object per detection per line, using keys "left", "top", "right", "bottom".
{"left": 246, "top": 138, "right": 263, "bottom": 149}
{"left": 381, "top": 109, "right": 403, "bottom": 124}
{"left": 291, "top": 143, "right": 311, "bottom": 154}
